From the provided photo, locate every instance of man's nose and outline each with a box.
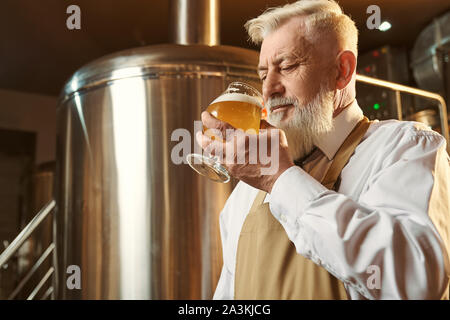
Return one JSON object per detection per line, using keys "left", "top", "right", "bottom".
{"left": 263, "top": 71, "right": 285, "bottom": 102}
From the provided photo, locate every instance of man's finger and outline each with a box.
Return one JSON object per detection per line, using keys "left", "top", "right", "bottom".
{"left": 196, "top": 131, "right": 216, "bottom": 151}
{"left": 260, "top": 119, "right": 276, "bottom": 130}
{"left": 195, "top": 131, "right": 225, "bottom": 158}
{"left": 201, "top": 111, "right": 235, "bottom": 138}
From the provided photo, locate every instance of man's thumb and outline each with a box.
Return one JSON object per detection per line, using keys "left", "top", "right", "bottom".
{"left": 260, "top": 119, "right": 276, "bottom": 130}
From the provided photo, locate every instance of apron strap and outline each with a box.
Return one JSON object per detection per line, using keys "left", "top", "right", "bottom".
{"left": 322, "top": 117, "right": 371, "bottom": 190}
{"left": 250, "top": 190, "right": 268, "bottom": 212}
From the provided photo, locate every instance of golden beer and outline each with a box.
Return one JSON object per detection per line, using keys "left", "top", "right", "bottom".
{"left": 187, "top": 82, "right": 263, "bottom": 183}
{"left": 206, "top": 93, "right": 263, "bottom": 134}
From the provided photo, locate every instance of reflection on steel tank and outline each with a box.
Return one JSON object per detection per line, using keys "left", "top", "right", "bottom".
{"left": 410, "top": 10, "right": 450, "bottom": 95}
{"left": 410, "top": 10, "right": 450, "bottom": 136}
{"left": 54, "top": 0, "right": 261, "bottom": 299}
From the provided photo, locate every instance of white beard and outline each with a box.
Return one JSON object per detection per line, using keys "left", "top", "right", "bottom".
{"left": 266, "top": 87, "right": 335, "bottom": 161}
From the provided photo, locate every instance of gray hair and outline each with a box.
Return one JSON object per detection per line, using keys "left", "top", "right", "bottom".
{"left": 244, "top": 0, "right": 358, "bottom": 55}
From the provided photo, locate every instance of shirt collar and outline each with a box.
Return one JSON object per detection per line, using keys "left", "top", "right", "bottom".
{"left": 315, "top": 100, "right": 364, "bottom": 160}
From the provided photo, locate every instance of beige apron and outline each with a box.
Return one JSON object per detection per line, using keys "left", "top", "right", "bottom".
{"left": 234, "top": 117, "right": 371, "bottom": 299}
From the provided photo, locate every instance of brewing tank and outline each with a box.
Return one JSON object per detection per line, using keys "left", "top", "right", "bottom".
{"left": 410, "top": 10, "right": 450, "bottom": 93}
{"left": 54, "top": 44, "right": 260, "bottom": 299}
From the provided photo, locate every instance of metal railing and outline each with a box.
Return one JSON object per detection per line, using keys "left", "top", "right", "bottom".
{"left": 356, "top": 74, "right": 449, "bottom": 150}
{"left": 0, "top": 200, "right": 56, "bottom": 300}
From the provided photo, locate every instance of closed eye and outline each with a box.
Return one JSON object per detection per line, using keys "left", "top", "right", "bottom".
{"left": 281, "top": 64, "right": 298, "bottom": 71}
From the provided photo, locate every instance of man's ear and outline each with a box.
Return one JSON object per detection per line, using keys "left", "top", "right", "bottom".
{"left": 335, "top": 50, "right": 357, "bottom": 90}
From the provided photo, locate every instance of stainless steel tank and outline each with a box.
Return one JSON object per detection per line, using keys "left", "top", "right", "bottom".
{"left": 54, "top": 40, "right": 260, "bottom": 298}
{"left": 410, "top": 10, "right": 450, "bottom": 94}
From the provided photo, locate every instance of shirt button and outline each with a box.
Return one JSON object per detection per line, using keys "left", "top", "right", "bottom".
{"left": 280, "top": 214, "right": 287, "bottom": 223}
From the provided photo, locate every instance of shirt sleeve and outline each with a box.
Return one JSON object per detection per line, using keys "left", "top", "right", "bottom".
{"left": 269, "top": 128, "right": 450, "bottom": 299}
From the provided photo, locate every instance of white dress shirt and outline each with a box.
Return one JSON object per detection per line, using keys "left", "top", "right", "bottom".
{"left": 213, "top": 100, "right": 450, "bottom": 300}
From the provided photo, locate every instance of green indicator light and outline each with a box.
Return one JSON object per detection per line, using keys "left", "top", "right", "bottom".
{"left": 373, "top": 103, "right": 380, "bottom": 110}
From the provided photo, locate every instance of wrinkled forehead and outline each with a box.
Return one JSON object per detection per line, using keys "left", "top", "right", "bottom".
{"left": 259, "top": 17, "right": 315, "bottom": 61}
{"left": 259, "top": 16, "right": 340, "bottom": 64}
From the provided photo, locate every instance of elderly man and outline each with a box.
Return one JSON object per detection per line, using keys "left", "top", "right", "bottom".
{"left": 197, "top": 0, "right": 450, "bottom": 299}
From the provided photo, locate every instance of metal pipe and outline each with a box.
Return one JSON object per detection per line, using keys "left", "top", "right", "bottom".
{"left": 356, "top": 74, "right": 449, "bottom": 149}
{"left": 0, "top": 200, "right": 55, "bottom": 267}
{"left": 169, "top": 0, "right": 220, "bottom": 45}
{"left": 395, "top": 91, "right": 403, "bottom": 121}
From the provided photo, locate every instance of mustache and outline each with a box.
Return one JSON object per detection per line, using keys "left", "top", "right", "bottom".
{"left": 266, "top": 97, "right": 299, "bottom": 112}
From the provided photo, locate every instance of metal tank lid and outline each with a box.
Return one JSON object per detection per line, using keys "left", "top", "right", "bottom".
{"left": 61, "top": 44, "right": 259, "bottom": 101}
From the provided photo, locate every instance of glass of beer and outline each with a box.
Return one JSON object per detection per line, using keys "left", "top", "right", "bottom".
{"left": 186, "top": 82, "right": 263, "bottom": 183}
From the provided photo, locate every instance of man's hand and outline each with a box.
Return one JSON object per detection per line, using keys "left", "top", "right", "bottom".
{"left": 196, "top": 111, "right": 295, "bottom": 193}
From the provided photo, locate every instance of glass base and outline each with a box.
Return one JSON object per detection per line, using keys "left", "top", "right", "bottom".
{"left": 186, "top": 154, "right": 230, "bottom": 183}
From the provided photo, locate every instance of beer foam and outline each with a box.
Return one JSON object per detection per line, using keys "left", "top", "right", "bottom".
{"left": 210, "top": 93, "right": 263, "bottom": 108}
